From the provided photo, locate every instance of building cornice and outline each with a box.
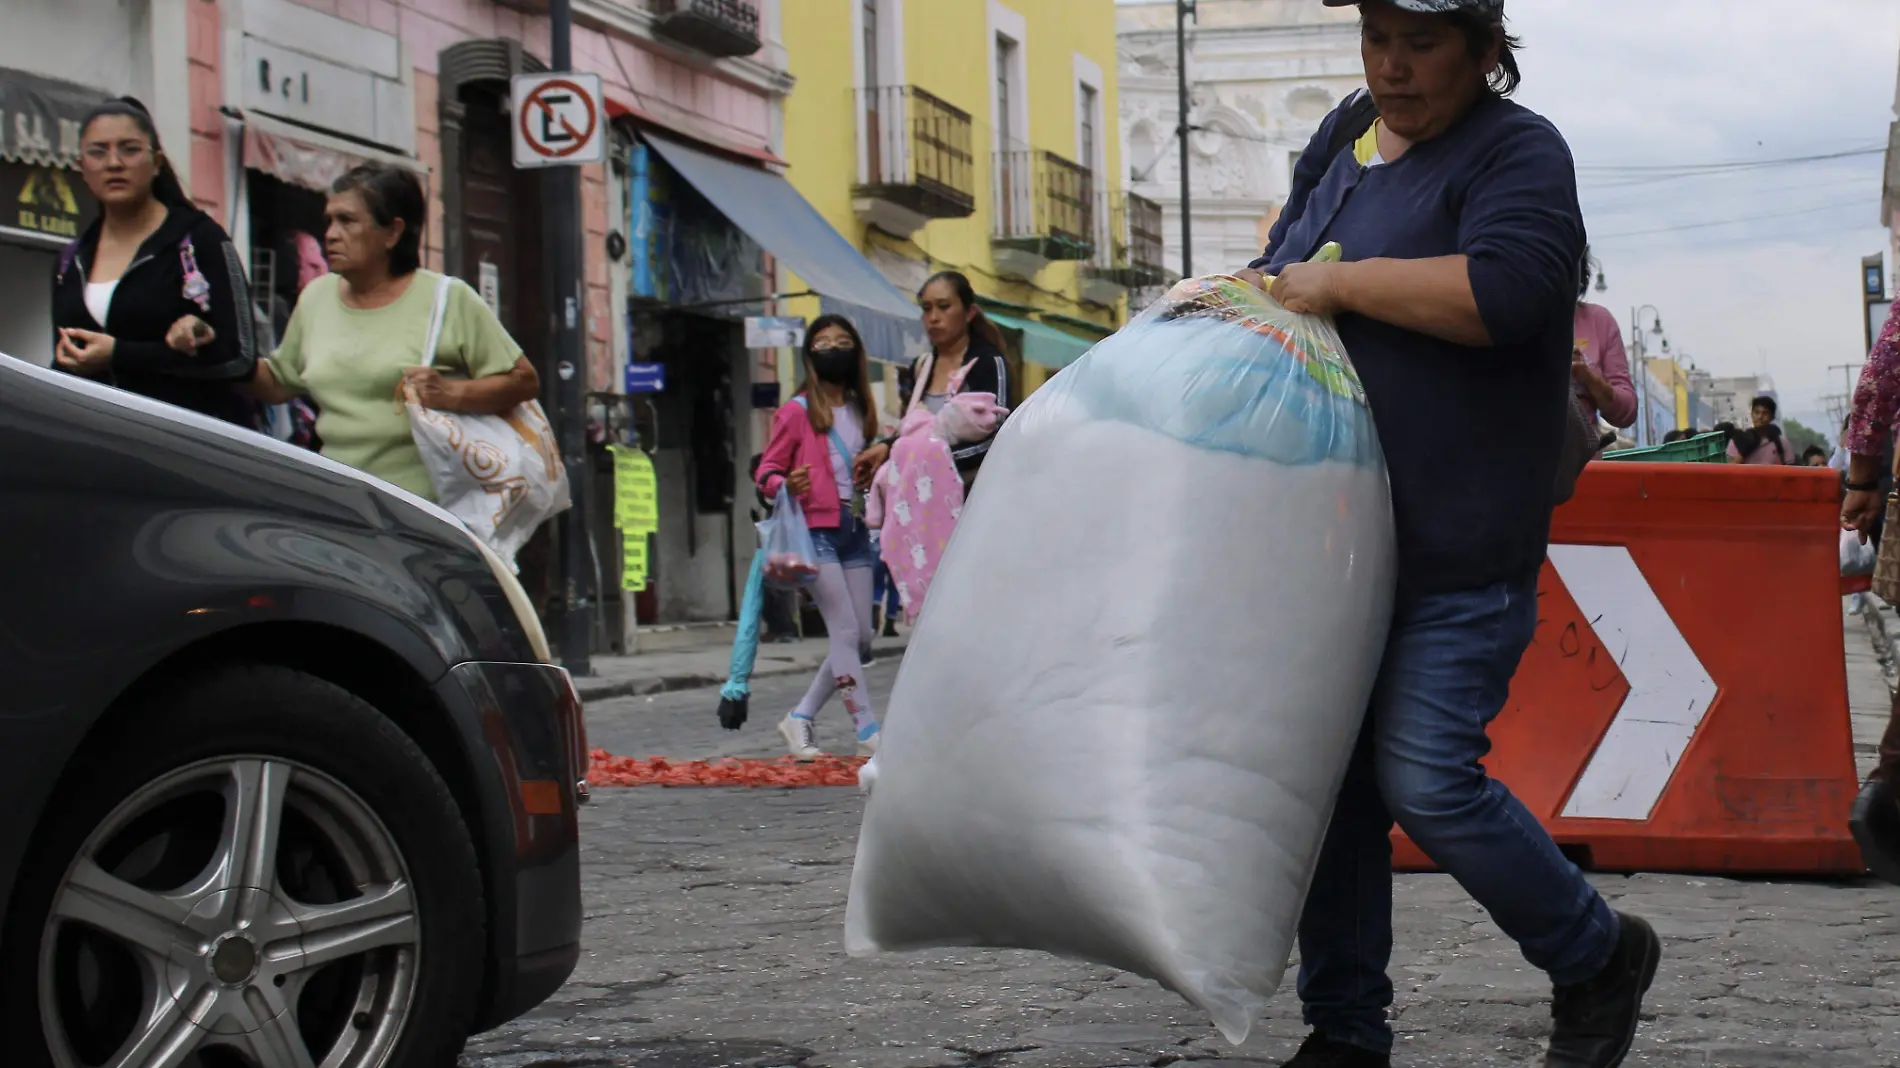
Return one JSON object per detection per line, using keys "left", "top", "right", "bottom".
{"left": 572, "top": 0, "right": 797, "bottom": 98}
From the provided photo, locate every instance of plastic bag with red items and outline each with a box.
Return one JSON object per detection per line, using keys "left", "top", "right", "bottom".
{"left": 760, "top": 485, "right": 820, "bottom": 589}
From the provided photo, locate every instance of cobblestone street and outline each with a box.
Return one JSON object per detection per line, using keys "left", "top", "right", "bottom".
{"left": 462, "top": 613, "right": 1900, "bottom": 1068}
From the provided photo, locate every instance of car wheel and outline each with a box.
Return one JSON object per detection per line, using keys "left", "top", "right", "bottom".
{"left": 1, "top": 664, "right": 485, "bottom": 1068}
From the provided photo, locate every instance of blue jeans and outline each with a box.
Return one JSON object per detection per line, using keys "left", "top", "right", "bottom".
{"left": 1298, "top": 576, "right": 1620, "bottom": 1054}
{"left": 810, "top": 510, "right": 874, "bottom": 570}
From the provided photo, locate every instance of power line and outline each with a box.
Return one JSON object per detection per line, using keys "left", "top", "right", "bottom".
{"left": 1575, "top": 145, "right": 1884, "bottom": 175}
{"left": 1590, "top": 199, "right": 1873, "bottom": 239}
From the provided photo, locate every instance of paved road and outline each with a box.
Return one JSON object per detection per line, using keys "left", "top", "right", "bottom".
{"left": 463, "top": 633, "right": 1900, "bottom": 1068}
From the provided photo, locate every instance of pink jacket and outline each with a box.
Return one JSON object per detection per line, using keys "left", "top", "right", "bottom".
{"left": 757, "top": 395, "right": 845, "bottom": 529}
{"left": 1574, "top": 303, "right": 1637, "bottom": 429}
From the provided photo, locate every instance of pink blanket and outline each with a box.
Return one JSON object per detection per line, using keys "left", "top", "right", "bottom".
{"left": 868, "top": 388, "right": 1007, "bottom": 624}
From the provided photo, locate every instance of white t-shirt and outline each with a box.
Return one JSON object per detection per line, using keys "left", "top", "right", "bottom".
{"left": 829, "top": 406, "right": 865, "bottom": 502}
{"left": 84, "top": 281, "right": 119, "bottom": 326}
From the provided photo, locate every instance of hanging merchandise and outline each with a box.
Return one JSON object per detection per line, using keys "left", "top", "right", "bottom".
{"left": 609, "top": 444, "right": 659, "bottom": 590}
{"left": 844, "top": 263, "right": 1397, "bottom": 1046}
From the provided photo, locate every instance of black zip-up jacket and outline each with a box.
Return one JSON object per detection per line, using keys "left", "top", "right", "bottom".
{"left": 53, "top": 203, "right": 258, "bottom": 426}
{"left": 895, "top": 334, "right": 1010, "bottom": 475}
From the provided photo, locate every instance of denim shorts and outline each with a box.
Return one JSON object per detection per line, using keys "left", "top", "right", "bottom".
{"left": 810, "top": 510, "right": 874, "bottom": 569}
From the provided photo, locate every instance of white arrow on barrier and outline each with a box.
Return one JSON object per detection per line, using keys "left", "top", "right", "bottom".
{"left": 1547, "top": 544, "right": 1718, "bottom": 821}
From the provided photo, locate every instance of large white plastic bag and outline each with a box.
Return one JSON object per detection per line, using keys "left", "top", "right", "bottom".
{"left": 406, "top": 276, "right": 570, "bottom": 566}
{"left": 845, "top": 275, "right": 1397, "bottom": 1045}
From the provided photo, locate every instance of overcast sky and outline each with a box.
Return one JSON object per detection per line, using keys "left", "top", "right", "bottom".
{"left": 1121, "top": 0, "right": 1900, "bottom": 439}
{"left": 1511, "top": 0, "right": 1899, "bottom": 439}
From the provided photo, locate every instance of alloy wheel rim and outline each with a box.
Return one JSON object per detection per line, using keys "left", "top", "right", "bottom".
{"left": 38, "top": 756, "right": 421, "bottom": 1068}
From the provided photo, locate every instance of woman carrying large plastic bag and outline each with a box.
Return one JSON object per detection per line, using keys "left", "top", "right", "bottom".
{"left": 754, "top": 316, "right": 886, "bottom": 760}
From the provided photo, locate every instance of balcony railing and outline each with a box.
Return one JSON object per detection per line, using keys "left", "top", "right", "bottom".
{"left": 992, "top": 143, "right": 1095, "bottom": 261}
{"left": 1084, "top": 190, "right": 1171, "bottom": 289}
{"left": 650, "top": 0, "right": 761, "bottom": 58}
{"left": 854, "top": 86, "right": 977, "bottom": 221}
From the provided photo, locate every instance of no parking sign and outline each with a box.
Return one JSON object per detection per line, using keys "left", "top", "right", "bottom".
{"left": 511, "top": 71, "right": 605, "bottom": 168}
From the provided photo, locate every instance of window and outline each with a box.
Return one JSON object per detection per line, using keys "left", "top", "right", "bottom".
{"left": 1079, "top": 84, "right": 1097, "bottom": 175}
{"left": 862, "top": 0, "right": 880, "bottom": 90}
{"left": 996, "top": 37, "right": 1015, "bottom": 147}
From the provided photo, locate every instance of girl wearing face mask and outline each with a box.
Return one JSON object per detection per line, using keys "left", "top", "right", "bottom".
{"left": 755, "top": 315, "right": 884, "bottom": 759}
{"left": 52, "top": 97, "right": 257, "bottom": 425}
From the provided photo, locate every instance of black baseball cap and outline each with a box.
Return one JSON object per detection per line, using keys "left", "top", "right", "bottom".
{"left": 1323, "top": 0, "right": 1505, "bottom": 13}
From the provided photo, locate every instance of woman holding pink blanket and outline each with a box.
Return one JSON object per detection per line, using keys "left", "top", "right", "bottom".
{"left": 854, "top": 271, "right": 1013, "bottom": 623}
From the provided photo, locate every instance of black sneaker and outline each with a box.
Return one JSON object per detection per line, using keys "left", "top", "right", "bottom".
{"left": 1280, "top": 1031, "right": 1389, "bottom": 1068}
{"left": 1545, "top": 911, "right": 1661, "bottom": 1068}
{"left": 1850, "top": 777, "right": 1900, "bottom": 885}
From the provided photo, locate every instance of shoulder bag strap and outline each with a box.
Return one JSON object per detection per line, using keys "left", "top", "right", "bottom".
{"left": 904, "top": 351, "right": 935, "bottom": 418}
{"left": 1326, "top": 89, "right": 1381, "bottom": 165}
{"left": 421, "top": 275, "right": 452, "bottom": 369}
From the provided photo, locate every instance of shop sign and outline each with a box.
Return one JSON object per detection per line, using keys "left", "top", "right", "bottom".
{"left": 0, "top": 161, "right": 94, "bottom": 243}
{"left": 478, "top": 261, "right": 501, "bottom": 317}
{"left": 0, "top": 68, "right": 98, "bottom": 169}
{"left": 242, "top": 38, "right": 414, "bottom": 153}
{"left": 744, "top": 316, "right": 805, "bottom": 349}
{"left": 625, "top": 362, "right": 666, "bottom": 394}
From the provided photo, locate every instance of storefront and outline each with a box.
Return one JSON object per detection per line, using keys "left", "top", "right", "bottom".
{"left": 0, "top": 69, "right": 101, "bottom": 366}
{"left": 604, "top": 127, "right": 926, "bottom": 635}
{"left": 224, "top": 0, "right": 424, "bottom": 349}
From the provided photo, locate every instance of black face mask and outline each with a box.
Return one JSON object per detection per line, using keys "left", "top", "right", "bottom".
{"left": 811, "top": 347, "right": 858, "bottom": 385}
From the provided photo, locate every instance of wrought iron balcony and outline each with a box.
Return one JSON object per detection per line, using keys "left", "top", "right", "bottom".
{"left": 1084, "top": 190, "right": 1171, "bottom": 298}
{"left": 991, "top": 144, "right": 1095, "bottom": 272}
{"left": 853, "top": 86, "right": 977, "bottom": 234}
{"left": 650, "top": 0, "right": 761, "bottom": 59}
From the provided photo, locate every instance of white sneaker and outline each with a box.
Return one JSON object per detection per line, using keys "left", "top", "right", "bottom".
{"left": 856, "top": 730, "right": 880, "bottom": 758}
{"left": 778, "top": 715, "right": 824, "bottom": 761}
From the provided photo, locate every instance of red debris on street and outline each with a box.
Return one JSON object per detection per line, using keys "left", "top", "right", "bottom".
{"left": 587, "top": 749, "right": 867, "bottom": 788}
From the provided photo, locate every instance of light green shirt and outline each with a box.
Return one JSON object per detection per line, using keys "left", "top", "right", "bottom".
{"left": 266, "top": 270, "right": 523, "bottom": 500}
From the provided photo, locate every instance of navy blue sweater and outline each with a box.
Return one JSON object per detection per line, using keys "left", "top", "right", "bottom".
{"left": 1253, "top": 92, "right": 1584, "bottom": 593}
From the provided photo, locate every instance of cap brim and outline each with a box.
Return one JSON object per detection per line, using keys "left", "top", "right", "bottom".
{"left": 1323, "top": 0, "right": 1497, "bottom": 9}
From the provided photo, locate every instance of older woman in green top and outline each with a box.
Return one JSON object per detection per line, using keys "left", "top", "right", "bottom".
{"left": 246, "top": 163, "right": 538, "bottom": 500}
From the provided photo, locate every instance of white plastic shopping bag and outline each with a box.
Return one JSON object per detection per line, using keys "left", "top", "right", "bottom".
{"left": 846, "top": 272, "right": 1397, "bottom": 1045}
{"left": 406, "top": 276, "right": 571, "bottom": 566}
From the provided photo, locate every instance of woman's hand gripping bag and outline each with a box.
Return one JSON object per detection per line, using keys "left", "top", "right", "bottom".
{"left": 844, "top": 275, "right": 1397, "bottom": 1045}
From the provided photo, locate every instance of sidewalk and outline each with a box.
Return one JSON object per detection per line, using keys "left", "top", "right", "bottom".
{"left": 572, "top": 622, "right": 909, "bottom": 702}
{"left": 1850, "top": 594, "right": 1896, "bottom": 779}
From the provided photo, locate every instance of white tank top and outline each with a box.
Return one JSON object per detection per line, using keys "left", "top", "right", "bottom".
{"left": 84, "top": 280, "right": 119, "bottom": 326}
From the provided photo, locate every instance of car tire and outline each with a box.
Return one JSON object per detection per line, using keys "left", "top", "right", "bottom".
{"left": 1, "top": 663, "right": 486, "bottom": 1068}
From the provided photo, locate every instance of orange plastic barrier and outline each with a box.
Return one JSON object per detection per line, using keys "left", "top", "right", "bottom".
{"left": 1392, "top": 462, "right": 1863, "bottom": 875}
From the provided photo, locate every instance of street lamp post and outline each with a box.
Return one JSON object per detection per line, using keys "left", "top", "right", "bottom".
{"left": 1630, "top": 305, "right": 1664, "bottom": 447}
{"left": 1175, "top": 0, "right": 1196, "bottom": 277}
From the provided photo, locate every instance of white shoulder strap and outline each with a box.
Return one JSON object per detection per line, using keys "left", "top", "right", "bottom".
{"left": 904, "top": 351, "right": 935, "bottom": 418}
{"left": 421, "top": 275, "right": 452, "bottom": 369}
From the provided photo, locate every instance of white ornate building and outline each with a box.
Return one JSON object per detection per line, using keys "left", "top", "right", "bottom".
{"left": 1117, "top": 0, "right": 1364, "bottom": 276}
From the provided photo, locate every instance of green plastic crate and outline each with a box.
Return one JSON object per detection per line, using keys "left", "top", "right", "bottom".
{"left": 1597, "top": 431, "right": 1728, "bottom": 464}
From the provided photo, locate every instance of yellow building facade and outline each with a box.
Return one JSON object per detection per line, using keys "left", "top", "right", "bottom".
{"left": 779, "top": 0, "right": 1159, "bottom": 405}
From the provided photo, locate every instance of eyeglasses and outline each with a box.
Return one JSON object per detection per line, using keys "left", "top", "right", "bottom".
{"left": 811, "top": 341, "right": 858, "bottom": 352}
{"left": 82, "top": 142, "right": 151, "bottom": 164}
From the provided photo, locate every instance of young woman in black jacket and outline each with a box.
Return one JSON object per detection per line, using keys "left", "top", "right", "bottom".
{"left": 851, "top": 270, "right": 1011, "bottom": 486}
{"left": 52, "top": 97, "right": 257, "bottom": 426}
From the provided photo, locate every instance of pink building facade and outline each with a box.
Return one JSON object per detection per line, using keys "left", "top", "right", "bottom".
{"left": 184, "top": 0, "right": 788, "bottom": 397}
{"left": 183, "top": 0, "right": 793, "bottom": 634}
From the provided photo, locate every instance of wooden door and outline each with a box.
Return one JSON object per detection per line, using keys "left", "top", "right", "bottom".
{"left": 459, "top": 87, "right": 560, "bottom": 620}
